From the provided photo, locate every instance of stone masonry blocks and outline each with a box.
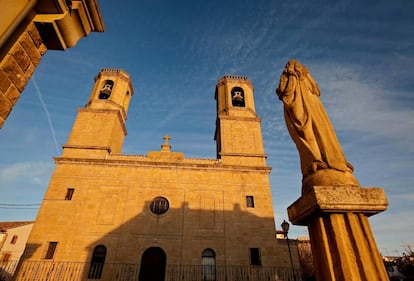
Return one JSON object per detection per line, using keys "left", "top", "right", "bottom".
{"left": 0, "top": 22, "right": 47, "bottom": 128}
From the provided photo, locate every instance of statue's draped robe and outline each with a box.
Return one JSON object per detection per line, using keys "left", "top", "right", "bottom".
{"left": 278, "top": 66, "right": 350, "bottom": 177}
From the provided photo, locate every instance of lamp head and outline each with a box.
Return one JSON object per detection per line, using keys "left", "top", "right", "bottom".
{"left": 281, "top": 220, "right": 290, "bottom": 234}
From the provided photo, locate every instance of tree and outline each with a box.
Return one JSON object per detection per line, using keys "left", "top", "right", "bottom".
{"left": 384, "top": 245, "right": 414, "bottom": 281}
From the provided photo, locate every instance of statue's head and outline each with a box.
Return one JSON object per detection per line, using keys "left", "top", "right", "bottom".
{"left": 285, "top": 59, "right": 306, "bottom": 78}
{"left": 285, "top": 59, "right": 297, "bottom": 73}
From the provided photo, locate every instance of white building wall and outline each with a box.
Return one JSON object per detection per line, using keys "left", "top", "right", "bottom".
{"left": 0, "top": 223, "right": 33, "bottom": 261}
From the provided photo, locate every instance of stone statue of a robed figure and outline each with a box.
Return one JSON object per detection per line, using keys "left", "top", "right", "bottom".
{"left": 276, "top": 59, "right": 359, "bottom": 191}
{"left": 276, "top": 60, "right": 389, "bottom": 281}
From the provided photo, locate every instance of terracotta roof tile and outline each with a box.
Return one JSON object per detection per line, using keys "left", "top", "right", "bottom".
{"left": 0, "top": 221, "right": 34, "bottom": 232}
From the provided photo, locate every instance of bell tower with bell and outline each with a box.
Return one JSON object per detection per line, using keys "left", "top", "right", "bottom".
{"left": 62, "top": 68, "right": 134, "bottom": 158}
{"left": 214, "top": 75, "right": 267, "bottom": 166}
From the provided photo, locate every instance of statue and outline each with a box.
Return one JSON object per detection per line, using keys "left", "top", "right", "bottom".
{"left": 276, "top": 59, "right": 354, "bottom": 180}
{"left": 276, "top": 61, "right": 388, "bottom": 281}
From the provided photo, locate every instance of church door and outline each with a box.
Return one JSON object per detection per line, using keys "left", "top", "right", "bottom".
{"left": 139, "top": 247, "right": 166, "bottom": 281}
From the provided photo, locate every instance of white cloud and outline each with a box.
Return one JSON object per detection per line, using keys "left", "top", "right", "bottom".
{"left": 308, "top": 63, "right": 414, "bottom": 152}
{"left": 0, "top": 161, "right": 52, "bottom": 220}
{"left": 370, "top": 211, "right": 414, "bottom": 255}
{"left": 0, "top": 161, "right": 53, "bottom": 186}
{"left": 392, "top": 192, "right": 414, "bottom": 202}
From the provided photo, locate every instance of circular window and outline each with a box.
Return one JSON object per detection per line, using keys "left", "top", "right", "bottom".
{"left": 149, "top": 197, "right": 169, "bottom": 215}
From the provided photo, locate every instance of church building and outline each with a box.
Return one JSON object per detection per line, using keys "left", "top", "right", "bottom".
{"left": 14, "top": 68, "right": 297, "bottom": 281}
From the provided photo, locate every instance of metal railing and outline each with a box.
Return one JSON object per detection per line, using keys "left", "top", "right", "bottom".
{"left": 0, "top": 260, "right": 18, "bottom": 281}
{"left": 1, "top": 260, "right": 302, "bottom": 281}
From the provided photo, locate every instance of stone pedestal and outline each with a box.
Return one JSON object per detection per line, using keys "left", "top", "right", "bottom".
{"left": 288, "top": 185, "right": 389, "bottom": 281}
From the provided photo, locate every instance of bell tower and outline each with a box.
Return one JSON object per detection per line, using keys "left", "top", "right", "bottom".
{"left": 214, "top": 75, "right": 267, "bottom": 166}
{"left": 62, "top": 68, "right": 133, "bottom": 158}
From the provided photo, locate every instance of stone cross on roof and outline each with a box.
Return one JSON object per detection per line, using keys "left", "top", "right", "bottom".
{"left": 161, "top": 134, "right": 171, "bottom": 152}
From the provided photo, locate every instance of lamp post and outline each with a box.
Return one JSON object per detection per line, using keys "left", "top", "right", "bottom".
{"left": 281, "top": 220, "right": 297, "bottom": 281}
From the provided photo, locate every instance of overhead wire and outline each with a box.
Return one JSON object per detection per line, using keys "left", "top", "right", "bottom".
{"left": 0, "top": 203, "right": 40, "bottom": 209}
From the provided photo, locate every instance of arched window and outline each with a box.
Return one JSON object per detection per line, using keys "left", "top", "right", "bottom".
{"left": 99, "top": 80, "right": 114, "bottom": 99}
{"left": 88, "top": 245, "right": 107, "bottom": 279}
{"left": 231, "top": 87, "right": 245, "bottom": 107}
{"left": 201, "top": 248, "right": 216, "bottom": 281}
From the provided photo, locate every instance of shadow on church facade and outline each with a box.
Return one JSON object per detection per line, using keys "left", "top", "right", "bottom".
{"left": 12, "top": 202, "right": 300, "bottom": 281}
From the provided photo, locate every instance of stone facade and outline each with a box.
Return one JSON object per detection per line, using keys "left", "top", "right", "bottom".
{"left": 15, "top": 69, "right": 298, "bottom": 280}
{"left": 0, "top": 0, "right": 104, "bottom": 128}
{"left": 0, "top": 23, "right": 46, "bottom": 128}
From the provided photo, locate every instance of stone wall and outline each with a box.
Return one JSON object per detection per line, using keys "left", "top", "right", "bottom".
{"left": 0, "top": 23, "right": 46, "bottom": 128}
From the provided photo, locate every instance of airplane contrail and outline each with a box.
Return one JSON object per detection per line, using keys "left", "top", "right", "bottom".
{"left": 32, "top": 75, "right": 60, "bottom": 155}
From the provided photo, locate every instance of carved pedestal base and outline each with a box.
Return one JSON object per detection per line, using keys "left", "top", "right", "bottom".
{"left": 288, "top": 185, "right": 389, "bottom": 281}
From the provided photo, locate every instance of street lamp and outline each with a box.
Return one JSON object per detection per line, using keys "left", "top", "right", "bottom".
{"left": 281, "top": 220, "right": 297, "bottom": 281}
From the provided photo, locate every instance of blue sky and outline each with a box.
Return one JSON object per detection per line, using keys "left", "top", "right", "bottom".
{"left": 1, "top": 0, "right": 413, "bottom": 256}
